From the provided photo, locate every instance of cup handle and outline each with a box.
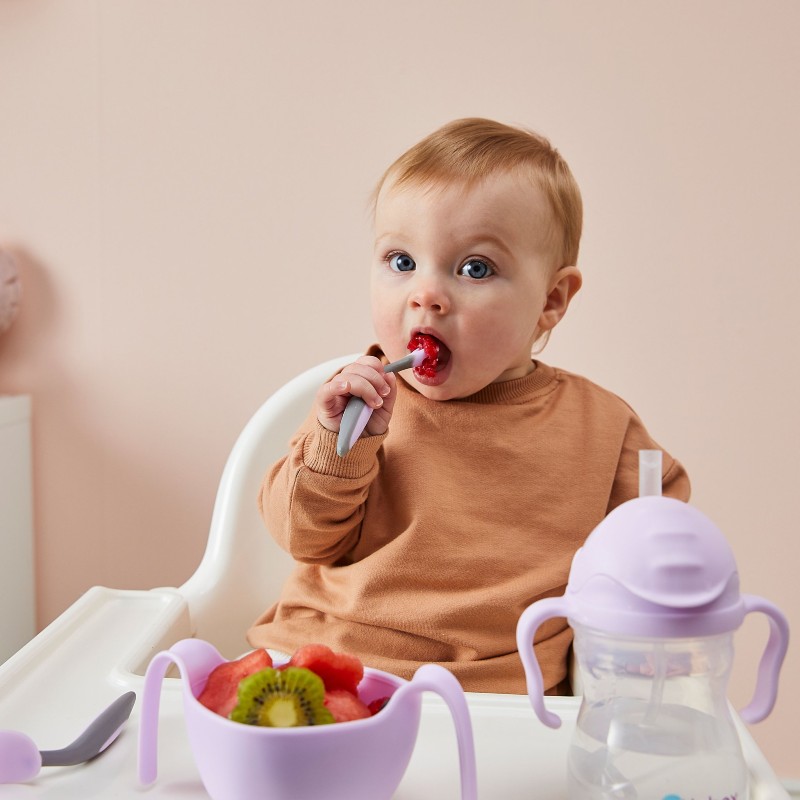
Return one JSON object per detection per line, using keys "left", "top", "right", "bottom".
{"left": 515, "top": 597, "right": 568, "bottom": 728}
{"left": 399, "top": 664, "right": 478, "bottom": 800}
{"left": 739, "top": 594, "right": 790, "bottom": 724}
{"left": 137, "top": 638, "right": 226, "bottom": 785}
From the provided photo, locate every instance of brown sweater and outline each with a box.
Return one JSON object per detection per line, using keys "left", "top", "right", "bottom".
{"left": 248, "top": 359, "right": 690, "bottom": 694}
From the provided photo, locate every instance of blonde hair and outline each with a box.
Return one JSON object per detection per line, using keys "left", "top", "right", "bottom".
{"left": 373, "top": 117, "right": 583, "bottom": 268}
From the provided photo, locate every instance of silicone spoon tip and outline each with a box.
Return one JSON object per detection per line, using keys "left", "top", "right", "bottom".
{"left": 382, "top": 347, "right": 426, "bottom": 374}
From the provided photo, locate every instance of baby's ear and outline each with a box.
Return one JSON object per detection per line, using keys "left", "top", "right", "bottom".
{"left": 538, "top": 266, "right": 582, "bottom": 332}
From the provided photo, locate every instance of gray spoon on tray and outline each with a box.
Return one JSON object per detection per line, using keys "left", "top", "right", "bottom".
{"left": 0, "top": 690, "right": 136, "bottom": 783}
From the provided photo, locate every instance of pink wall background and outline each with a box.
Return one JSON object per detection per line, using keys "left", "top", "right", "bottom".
{"left": 1, "top": 0, "right": 798, "bottom": 778}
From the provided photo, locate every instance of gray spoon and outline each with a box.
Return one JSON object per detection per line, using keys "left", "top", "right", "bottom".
{"left": 0, "top": 690, "right": 136, "bottom": 783}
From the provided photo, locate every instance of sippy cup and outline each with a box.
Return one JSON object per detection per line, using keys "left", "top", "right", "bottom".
{"left": 516, "top": 451, "right": 789, "bottom": 800}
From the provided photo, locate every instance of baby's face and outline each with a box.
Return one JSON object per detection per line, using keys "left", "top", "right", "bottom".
{"left": 371, "top": 170, "right": 559, "bottom": 400}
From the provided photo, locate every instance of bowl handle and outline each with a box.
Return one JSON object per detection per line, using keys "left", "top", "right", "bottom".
{"left": 396, "top": 664, "right": 478, "bottom": 800}
{"left": 137, "top": 638, "right": 226, "bottom": 785}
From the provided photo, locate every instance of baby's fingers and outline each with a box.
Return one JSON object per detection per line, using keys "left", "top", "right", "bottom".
{"left": 316, "top": 376, "right": 384, "bottom": 434}
{"left": 316, "top": 356, "right": 395, "bottom": 434}
{"left": 364, "top": 373, "right": 397, "bottom": 436}
{"left": 338, "top": 359, "right": 391, "bottom": 407}
{"left": 317, "top": 377, "right": 352, "bottom": 422}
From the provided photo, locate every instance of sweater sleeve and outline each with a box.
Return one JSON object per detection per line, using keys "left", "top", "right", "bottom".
{"left": 258, "top": 416, "right": 388, "bottom": 564}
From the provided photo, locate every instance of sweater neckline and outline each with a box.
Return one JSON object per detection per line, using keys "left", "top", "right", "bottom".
{"left": 462, "top": 361, "right": 556, "bottom": 404}
{"left": 396, "top": 359, "right": 557, "bottom": 405}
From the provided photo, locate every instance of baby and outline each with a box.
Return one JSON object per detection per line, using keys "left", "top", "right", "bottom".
{"left": 248, "top": 118, "right": 690, "bottom": 694}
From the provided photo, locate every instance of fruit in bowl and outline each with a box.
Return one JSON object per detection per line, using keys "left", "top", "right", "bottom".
{"left": 197, "top": 644, "right": 388, "bottom": 727}
{"left": 139, "top": 637, "right": 477, "bottom": 800}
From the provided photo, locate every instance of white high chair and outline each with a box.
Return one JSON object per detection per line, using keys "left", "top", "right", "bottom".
{"left": 178, "top": 352, "right": 356, "bottom": 659}
{"left": 0, "top": 355, "right": 789, "bottom": 798}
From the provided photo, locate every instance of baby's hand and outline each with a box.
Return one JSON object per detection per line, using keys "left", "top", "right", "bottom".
{"left": 316, "top": 355, "right": 397, "bottom": 437}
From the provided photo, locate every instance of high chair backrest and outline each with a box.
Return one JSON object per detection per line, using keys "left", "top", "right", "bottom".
{"left": 179, "top": 354, "right": 355, "bottom": 658}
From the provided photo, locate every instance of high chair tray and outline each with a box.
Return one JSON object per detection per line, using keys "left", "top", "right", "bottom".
{"left": 0, "top": 587, "right": 789, "bottom": 799}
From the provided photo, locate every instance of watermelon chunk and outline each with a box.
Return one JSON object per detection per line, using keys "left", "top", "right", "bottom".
{"left": 197, "top": 649, "right": 273, "bottom": 717}
{"left": 323, "top": 689, "right": 372, "bottom": 722}
{"left": 288, "top": 644, "right": 364, "bottom": 695}
{"left": 368, "top": 696, "right": 391, "bottom": 715}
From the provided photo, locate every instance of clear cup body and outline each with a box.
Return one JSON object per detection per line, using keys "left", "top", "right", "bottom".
{"left": 568, "top": 624, "right": 748, "bottom": 800}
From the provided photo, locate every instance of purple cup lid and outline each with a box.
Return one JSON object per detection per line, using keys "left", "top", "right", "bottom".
{"left": 564, "top": 495, "right": 745, "bottom": 638}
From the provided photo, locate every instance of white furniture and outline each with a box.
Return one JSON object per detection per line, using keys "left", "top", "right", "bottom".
{"left": 0, "top": 363, "right": 789, "bottom": 798}
{"left": 0, "top": 395, "right": 35, "bottom": 664}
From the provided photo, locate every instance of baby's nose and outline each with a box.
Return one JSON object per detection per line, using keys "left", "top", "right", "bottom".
{"left": 408, "top": 277, "right": 450, "bottom": 313}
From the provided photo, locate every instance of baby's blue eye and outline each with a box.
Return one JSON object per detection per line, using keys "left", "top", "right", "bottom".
{"left": 460, "top": 259, "right": 492, "bottom": 279}
{"left": 389, "top": 254, "right": 416, "bottom": 272}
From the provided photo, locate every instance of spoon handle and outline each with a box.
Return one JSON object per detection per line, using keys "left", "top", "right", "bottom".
{"left": 40, "top": 691, "right": 136, "bottom": 767}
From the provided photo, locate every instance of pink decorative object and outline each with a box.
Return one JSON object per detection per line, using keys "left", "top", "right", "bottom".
{"left": 0, "top": 250, "right": 21, "bottom": 335}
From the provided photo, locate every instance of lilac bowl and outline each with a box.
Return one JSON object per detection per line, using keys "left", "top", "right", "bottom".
{"left": 138, "top": 638, "right": 477, "bottom": 800}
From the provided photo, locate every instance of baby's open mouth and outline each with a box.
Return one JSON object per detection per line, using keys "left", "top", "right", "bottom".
{"left": 407, "top": 332, "right": 450, "bottom": 378}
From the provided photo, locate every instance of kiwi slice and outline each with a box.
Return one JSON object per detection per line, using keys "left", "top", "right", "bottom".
{"left": 230, "top": 667, "right": 335, "bottom": 727}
